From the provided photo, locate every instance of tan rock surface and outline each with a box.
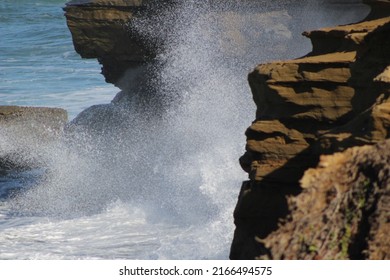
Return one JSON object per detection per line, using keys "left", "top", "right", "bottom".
{"left": 63, "top": 0, "right": 156, "bottom": 88}
{"left": 64, "top": 0, "right": 150, "bottom": 60}
{"left": 232, "top": 1, "right": 390, "bottom": 259}
{"left": 243, "top": 17, "right": 390, "bottom": 185}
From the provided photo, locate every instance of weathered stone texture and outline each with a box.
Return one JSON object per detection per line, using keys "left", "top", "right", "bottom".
{"left": 242, "top": 17, "right": 390, "bottom": 184}
{"left": 232, "top": 1, "right": 390, "bottom": 259}
{"left": 63, "top": 0, "right": 154, "bottom": 88}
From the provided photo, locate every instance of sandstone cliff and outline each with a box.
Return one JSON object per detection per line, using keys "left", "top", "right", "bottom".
{"left": 63, "top": 0, "right": 154, "bottom": 91}
{"left": 63, "top": 0, "right": 297, "bottom": 105}
{"left": 231, "top": 0, "right": 390, "bottom": 259}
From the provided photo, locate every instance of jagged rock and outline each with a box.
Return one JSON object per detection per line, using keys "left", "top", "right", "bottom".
{"left": 243, "top": 16, "right": 390, "bottom": 184}
{"left": 258, "top": 140, "right": 390, "bottom": 259}
{"left": 232, "top": 1, "right": 390, "bottom": 259}
{"left": 0, "top": 106, "right": 67, "bottom": 174}
{"left": 63, "top": 0, "right": 297, "bottom": 91}
{"left": 63, "top": 0, "right": 155, "bottom": 89}
{"left": 63, "top": 0, "right": 304, "bottom": 126}
{"left": 65, "top": 0, "right": 362, "bottom": 100}
{"left": 64, "top": 0, "right": 373, "bottom": 139}
{"left": 241, "top": 120, "right": 311, "bottom": 183}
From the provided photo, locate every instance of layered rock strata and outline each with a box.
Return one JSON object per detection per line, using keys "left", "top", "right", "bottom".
{"left": 63, "top": 0, "right": 306, "bottom": 127}
{"left": 63, "top": 0, "right": 155, "bottom": 90}
{"left": 0, "top": 106, "right": 67, "bottom": 174}
{"left": 64, "top": 0, "right": 360, "bottom": 105}
{"left": 232, "top": 2, "right": 390, "bottom": 259}
{"left": 63, "top": 0, "right": 294, "bottom": 97}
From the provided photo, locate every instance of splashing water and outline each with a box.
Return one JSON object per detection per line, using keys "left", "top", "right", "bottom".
{"left": 0, "top": 0, "right": 369, "bottom": 259}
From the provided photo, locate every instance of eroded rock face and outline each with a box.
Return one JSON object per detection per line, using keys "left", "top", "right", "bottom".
{"left": 232, "top": 1, "right": 390, "bottom": 259}
{"left": 64, "top": 0, "right": 367, "bottom": 101}
{"left": 63, "top": 0, "right": 156, "bottom": 90}
{"left": 241, "top": 16, "right": 390, "bottom": 184}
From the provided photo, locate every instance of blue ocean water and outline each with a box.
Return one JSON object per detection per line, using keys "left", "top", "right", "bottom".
{"left": 0, "top": 0, "right": 116, "bottom": 119}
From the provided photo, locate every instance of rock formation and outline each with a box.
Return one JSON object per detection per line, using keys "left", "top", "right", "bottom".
{"left": 63, "top": 0, "right": 160, "bottom": 92}
{"left": 0, "top": 106, "right": 67, "bottom": 174}
{"left": 261, "top": 140, "right": 390, "bottom": 260}
{"left": 63, "top": 0, "right": 389, "bottom": 259}
{"left": 64, "top": 0, "right": 356, "bottom": 107}
{"left": 63, "top": 0, "right": 309, "bottom": 132}
{"left": 65, "top": 1, "right": 284, "bottom": 104}
{"left": 231, "top": 0, "right": 390, "bottom": 259}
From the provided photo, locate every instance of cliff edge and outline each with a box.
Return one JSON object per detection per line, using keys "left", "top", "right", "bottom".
{"left": 231, "top": 0, "right": 390, "bottom": 259}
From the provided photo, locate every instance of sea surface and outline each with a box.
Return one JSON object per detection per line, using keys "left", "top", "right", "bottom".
{"left": 0, "top": 0, "right": 115, "bottom": 119}
{"left": 0, "top": 0, "right": 369, "bottom": 260}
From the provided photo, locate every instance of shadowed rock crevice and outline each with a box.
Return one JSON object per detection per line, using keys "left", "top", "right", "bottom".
{"left": 230, "top": 181, "right": 301, "bottom": 260}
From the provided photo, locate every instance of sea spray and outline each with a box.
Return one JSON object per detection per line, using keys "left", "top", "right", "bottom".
{"left": 0, "top": 0, "right": 370, "bottom": 259}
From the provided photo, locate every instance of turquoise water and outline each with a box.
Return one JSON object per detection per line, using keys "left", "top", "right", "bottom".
{"left": 0, "top": 0, "right": 116, "bottom": 119}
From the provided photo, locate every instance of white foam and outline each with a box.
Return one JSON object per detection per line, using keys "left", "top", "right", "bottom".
{"left": 0, "top": 0, "right": 370, "bottom": 260}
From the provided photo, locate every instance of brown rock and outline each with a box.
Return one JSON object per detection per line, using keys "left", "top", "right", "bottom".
{"left": 63, "top": 0, "right": 157, "bottom": 89}
{"left": 244, "top": 17, "right": 390, "bottom": 186}
{"left": 232, "top": 2, "right": 390, "bottom": 259}
{"left": 64, "top": 0, "right": 150, "bottom": 61}
{"left": 243, "top": 120, "right": 310, "bottom": 183}
{"left": 303, "top": 17, "right": 390, "bottom": 54}
{"left": 259, "top": 140, "right": 390, "bottom": 259}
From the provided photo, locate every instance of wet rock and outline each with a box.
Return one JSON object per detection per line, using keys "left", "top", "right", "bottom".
{"left": 62, "top": 0, "right": 389, "bottom": 259}
{"left": 0, "top": 106, "right": 67, "bottom": 174}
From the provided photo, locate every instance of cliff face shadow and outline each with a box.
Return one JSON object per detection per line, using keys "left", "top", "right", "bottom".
{"left": 231, "top": 145, "right": 316, "bottom": 259}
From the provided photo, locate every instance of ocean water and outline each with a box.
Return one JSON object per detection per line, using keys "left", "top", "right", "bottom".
{"left": 0, "top": 0, "right": 115, "bottom": 119}
{"left": 0, "top": 0, "right": 369, "bottom": 260}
